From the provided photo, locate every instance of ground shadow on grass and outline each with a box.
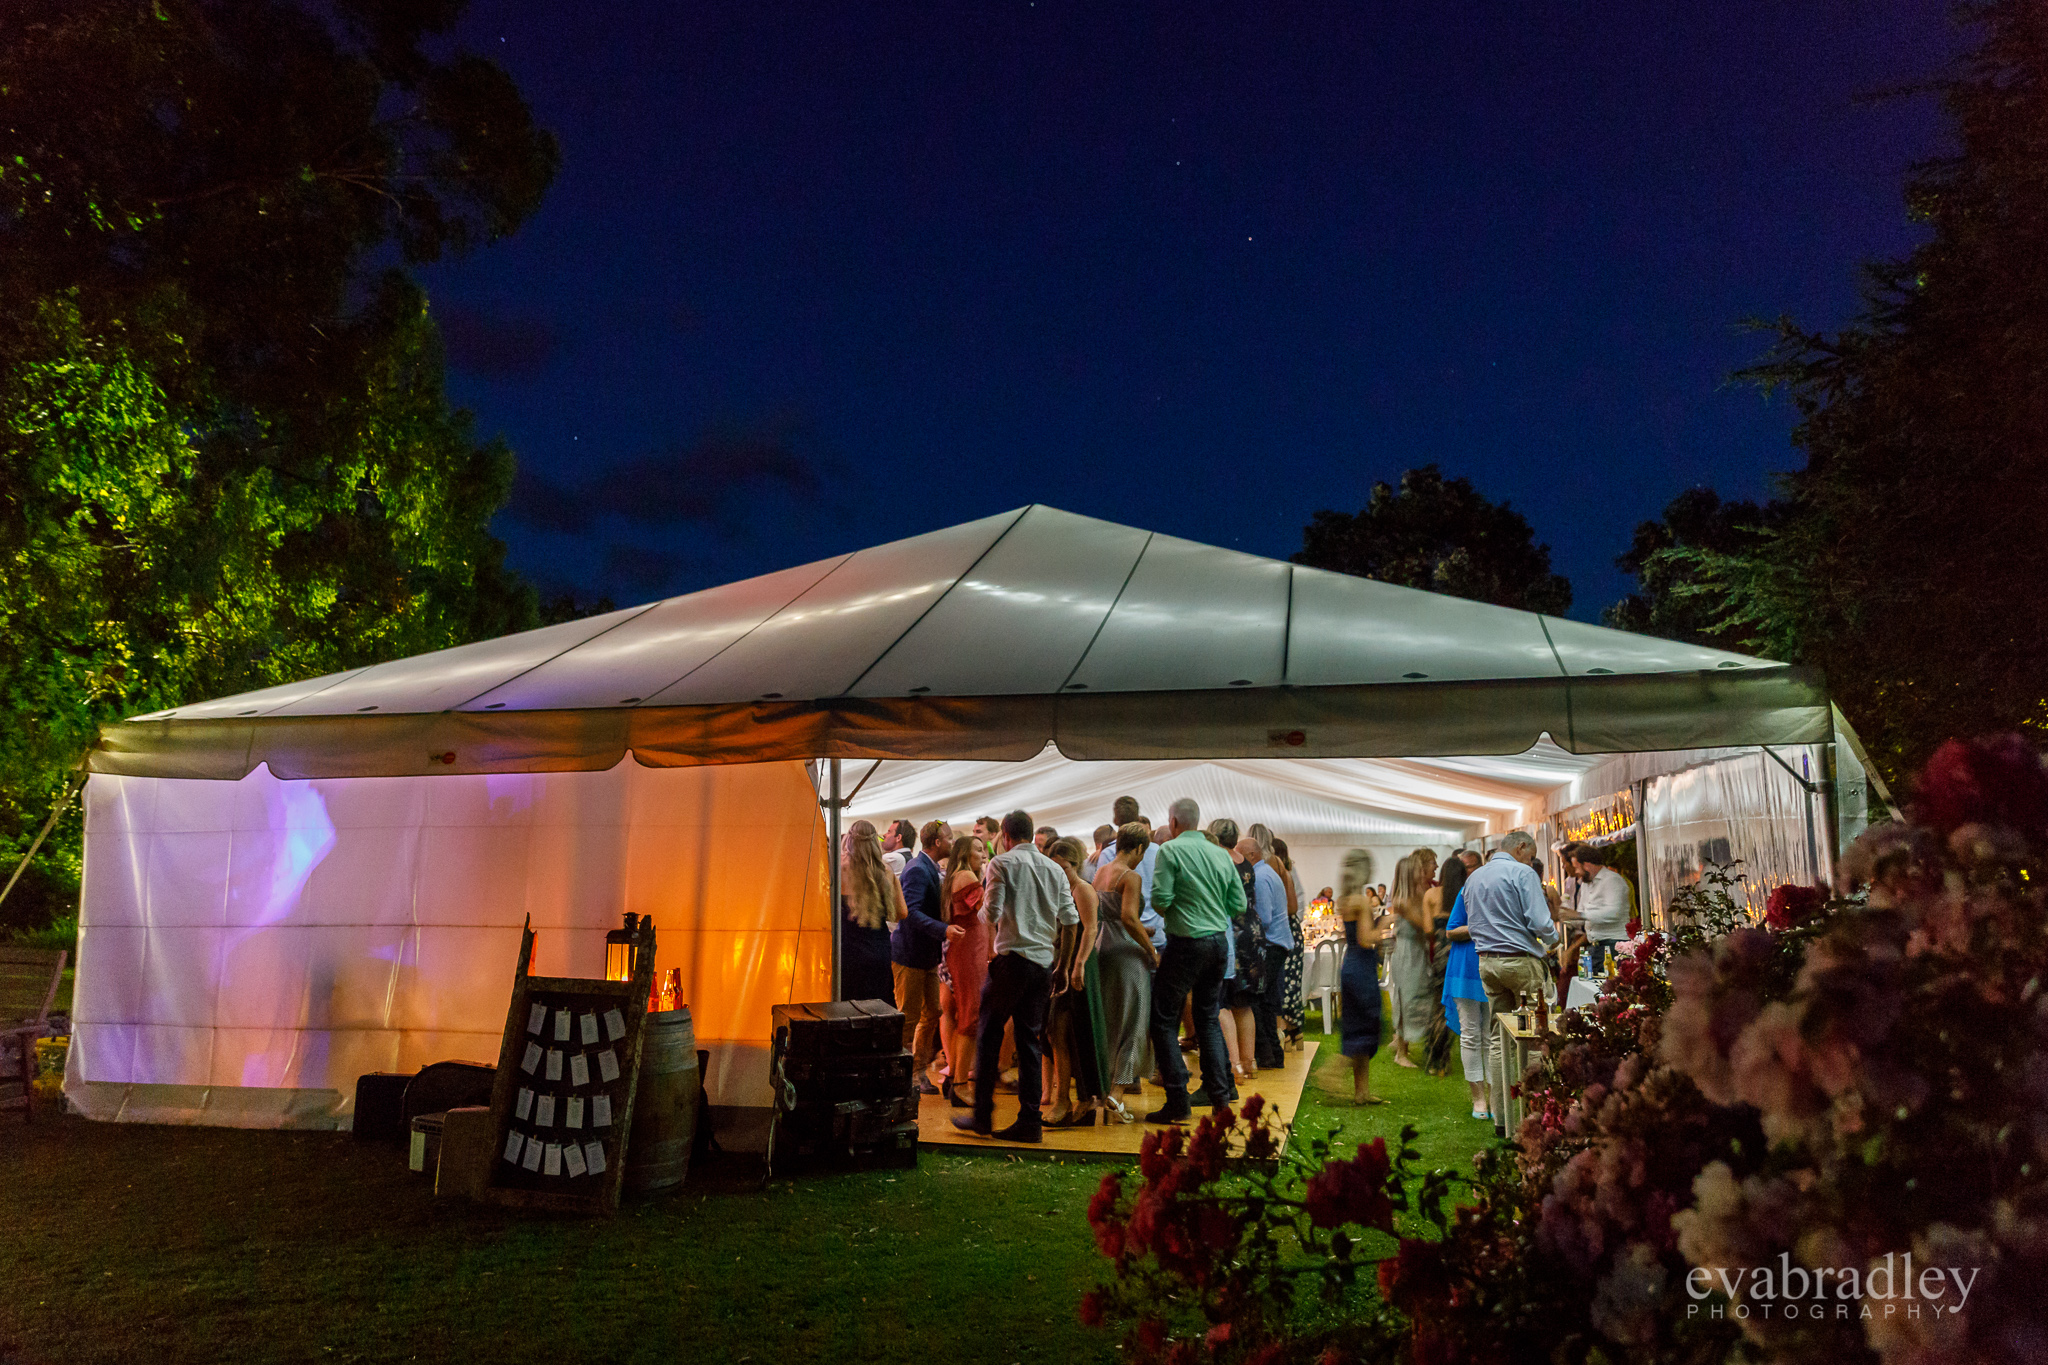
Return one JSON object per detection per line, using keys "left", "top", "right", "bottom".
{"left": 0, "top": 1028, "right": 1489, "bottom": 1365}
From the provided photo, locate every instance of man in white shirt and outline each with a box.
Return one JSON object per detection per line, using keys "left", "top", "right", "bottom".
{"left": 880, "top": 818, "right": 915, "bottom": 878}
{"left": 953, "top": 809, "right": 1077, "bottom": 1144}
{"left": 1573, "top": 846, "right": 1636, "bottom": 976}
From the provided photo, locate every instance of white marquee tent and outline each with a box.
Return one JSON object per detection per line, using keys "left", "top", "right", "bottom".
{"left": 67, "top": 506, "right": 1838, "bottom": 1127}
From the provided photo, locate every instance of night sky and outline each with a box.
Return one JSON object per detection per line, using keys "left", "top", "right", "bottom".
{"left": 421, "top": 0, "right": 1959, "bottom": 621}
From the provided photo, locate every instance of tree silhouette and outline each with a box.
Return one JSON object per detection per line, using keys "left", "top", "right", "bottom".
{"left": 1295, "top": 465, "right": 1573, "bottom": 616}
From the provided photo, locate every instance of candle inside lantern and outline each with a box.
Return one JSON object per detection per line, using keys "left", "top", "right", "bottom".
{"left": 604, "top": 912, "right": 639, "bottom": 982}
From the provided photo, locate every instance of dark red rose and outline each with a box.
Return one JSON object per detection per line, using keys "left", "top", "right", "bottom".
{"left": 1379, "top": 1236, "right": 1451, "bottom": 1307}
{"left": 1078, "top": 1290, "right": 1106, "bottom": 1328}
{"left": 1764, "top": 883, "right": 1827, "bottom": 930}
{"left": 1303, "top": 1137, "right": 1394, "bottom": 1231}
{"left": 1140, "top": 1127, "right": 1184, "bottom": 1183}
{"left": 1188, "top": 1113, "right": 1228, "bottom": 1182}
{"left": 1135, "top": 1318, "right": 1168, "bottom": 1358}
{"left": 1088, "top": 1171, "right": 1122, "bottom": 1226}
{"left": 1125, "top": 1189, "right": 1165, "bottom": 1254}
{"left": 1239, "top": 1093, "right": 1266, "bottom": 1124}
{"left": 1915, "top": 734, "right": 2048, "bottom": 837}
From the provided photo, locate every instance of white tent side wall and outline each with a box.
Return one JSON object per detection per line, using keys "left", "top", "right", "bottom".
{"left": 65, "top": 760, "right": 828, "bottom": 1128}
{"left": 1639, "top": 747, "right": 1835, "bottom": 925}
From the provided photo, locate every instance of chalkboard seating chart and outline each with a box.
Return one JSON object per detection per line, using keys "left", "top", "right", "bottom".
{"left": 482, "top": 916, "right": 655, "bottom": 1214}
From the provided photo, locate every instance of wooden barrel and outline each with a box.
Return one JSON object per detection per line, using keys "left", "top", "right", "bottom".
{"left": 623, "top": 1007, "right": 698, "bottom": 1196}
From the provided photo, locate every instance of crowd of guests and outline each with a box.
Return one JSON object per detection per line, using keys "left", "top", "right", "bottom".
{"left": 836, "top": 797, "right": 1311, "bottom": 1143}
{"left": 838, "top": 800, "right": 1636, "bottom": 1143}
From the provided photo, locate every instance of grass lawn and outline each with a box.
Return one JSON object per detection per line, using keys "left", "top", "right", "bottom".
{"left": 0, "top": 1021, "right": 1494, "bottom": 1365}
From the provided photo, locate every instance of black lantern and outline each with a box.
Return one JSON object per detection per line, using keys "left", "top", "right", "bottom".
{"left": 604, "top": 912, "right": 639, "bottom": 982}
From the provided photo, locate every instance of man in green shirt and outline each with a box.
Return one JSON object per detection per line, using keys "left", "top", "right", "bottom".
{"left": 1145, "top": 796, "right": 1245, "bottom": 1122}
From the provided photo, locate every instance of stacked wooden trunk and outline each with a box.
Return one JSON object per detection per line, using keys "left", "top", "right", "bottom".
{"left": 766, "top": 999, "right": 919, "bottom": 1175}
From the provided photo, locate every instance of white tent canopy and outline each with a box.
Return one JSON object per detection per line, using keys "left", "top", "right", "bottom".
{"left": 90, "top": 505, "right": 1829, "bottom": 783}
{"left": 68, "top": 507, "right": 1839, "bottom": 1128}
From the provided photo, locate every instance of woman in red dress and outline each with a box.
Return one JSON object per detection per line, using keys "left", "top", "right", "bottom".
{"left": 939, "top": 834, "right": 990, "bottom": 1108}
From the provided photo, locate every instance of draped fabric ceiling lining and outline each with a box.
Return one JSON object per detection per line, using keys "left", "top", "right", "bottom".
{"left": 838, "top": 743, "right": 1608, "bottom": 844}
{"left": 92, "top": 505, "right": 1830, "bottom": 782}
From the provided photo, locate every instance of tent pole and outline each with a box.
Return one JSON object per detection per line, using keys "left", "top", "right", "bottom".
{"left": 827, "top": 758, "right": 843, "bottom": 1001}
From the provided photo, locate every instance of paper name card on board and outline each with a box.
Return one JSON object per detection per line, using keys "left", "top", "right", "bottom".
{"left": 503, "top": 1132, "right": 524, "bottom": 1164}
{"left": 515, "top": 1088, "right": 534, "bottom": 1121}
{"left": 521, "top": 1137, "right": 543, "bottom": 1171}
{"left": 584, "top": 1141, "right": 607, "bottom": 1175}
{"left": 580, "top": 1013, "right": 599, "bottom": 1045}
{"left": 546, "top": 1049, "right": 564, "bottom": 1081}
{"left": 527, "top": 1004, "right": 547, "bottom": 1035}
{"left": 569, "top": 1053, "right": 590, "bottom": 1088}
{"left": 554, "top": 1009, "right": 571, "bottom": 1042}
{"left": 520, "top": 1042, "right": 542, "bottom": 1074}
{"left": 592, "top": 1094, "right": 612, "bottom": 1127}
{"left": 563, "top": 1143, "right": 588, "bottom": 1178}
{"left": 536, "top": 1095, "right": 556, "bottom": 1127}
{"left": 604, "top": 1008, "right": 626, "bottom": 1041}
{"left": 597, "top": 1049, "right": 620, "bottom": 1083}
{"left": 543, "top": 1143, "right": 562, "bottom": 1177}
{"left": 566, "top": 1096, "right": 584, "bottom": 1129}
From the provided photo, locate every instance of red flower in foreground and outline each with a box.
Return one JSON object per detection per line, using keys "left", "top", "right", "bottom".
{"left": 1377, "top": 1235, "right": 1451, "bottom": 1306}
{"left": 1078, "top": 1290, "right": 1106, "bottom": 1328}
{"left": 1915, "top": 733, "right": 2048, "bottom": 836}
{"left": 1763, "top": 883, "right": 1826, "bottom": 931}
{"left": 1302, "top": 1137, "right": 1394, "bottom": 1231}
{"left": 1139, "top": 1127, "right": 1184, "bottom": 1182}
{"left": 1188, "top": 1111, "right": 1229, "bottom": 1182}
{"left": 1088, "top": 1171, "right": 1122, "bottom": 1225}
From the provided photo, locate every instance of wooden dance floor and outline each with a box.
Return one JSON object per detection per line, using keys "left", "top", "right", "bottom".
{"left": 917, "top": 1041, "right": 1319, "bottom": 1161}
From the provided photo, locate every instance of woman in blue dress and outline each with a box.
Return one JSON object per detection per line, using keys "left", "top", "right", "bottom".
{"left": 1336, "top": 848, "right": 1392, "bottom": 1105}
{"left": 1441, "top": 875, "right": 1493, "bottom": 1120}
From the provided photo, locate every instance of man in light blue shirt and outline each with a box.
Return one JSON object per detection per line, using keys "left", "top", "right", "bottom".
{"left": 1461, "top": 830, "right": 1557, "bottom": 1126}
{"left": 1099, "top": 797, "right": 1165, "bottom": 949}
{"left": 1238, "top": 837, "right": 1293, "bottom": 1069}
{"left": 1135, "top": 823, "right": 1165, "bottom": 950}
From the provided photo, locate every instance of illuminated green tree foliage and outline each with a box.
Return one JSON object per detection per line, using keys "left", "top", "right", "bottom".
{"left": 0, "top": 1, "right": 558, "bottom": 930}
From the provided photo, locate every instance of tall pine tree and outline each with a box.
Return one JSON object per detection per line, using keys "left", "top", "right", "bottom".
{"left": 1618, "top": 1, "right": 2048, "bottom": 785}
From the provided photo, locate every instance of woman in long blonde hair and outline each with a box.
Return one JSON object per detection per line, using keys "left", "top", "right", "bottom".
{"left": 1333, "top": 848, "right": 1392, "bottom": 1104}
{"left": 840, "top": 818, "right": 908, "bottom": 1005}
{"left": 1385, "top": 849, "right": 1438, "bottom": 1068}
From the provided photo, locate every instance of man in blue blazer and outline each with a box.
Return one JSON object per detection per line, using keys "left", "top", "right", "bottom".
{"left": 893, "top": 820, "right": 956, "bottom": 1093}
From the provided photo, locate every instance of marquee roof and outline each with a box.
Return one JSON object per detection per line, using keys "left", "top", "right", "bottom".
{"left": 91, "top": 505, "right": 1831, "bottom": 782}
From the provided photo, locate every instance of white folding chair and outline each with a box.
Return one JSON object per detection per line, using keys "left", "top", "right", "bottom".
{"left": 1305, "top": 941, "right": 1343, "bottom": 1031}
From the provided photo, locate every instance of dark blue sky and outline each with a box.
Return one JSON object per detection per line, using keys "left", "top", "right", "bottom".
{"left": 423, "top": 0, "right": 1958, "bottom": 620}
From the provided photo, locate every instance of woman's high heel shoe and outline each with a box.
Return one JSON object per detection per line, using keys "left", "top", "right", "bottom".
{"left": 943, "top": 1078, "right": 973, "bottom": 1110}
